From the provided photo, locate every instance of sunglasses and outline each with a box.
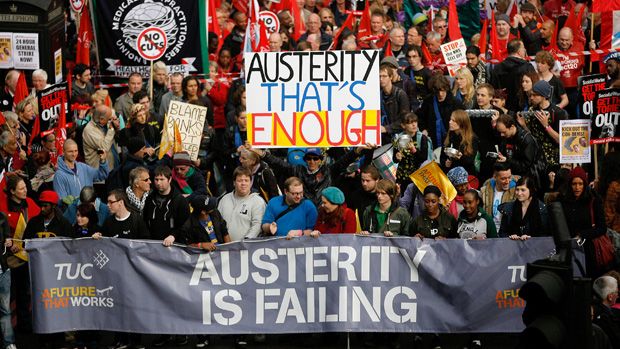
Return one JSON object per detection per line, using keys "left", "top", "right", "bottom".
{"left": 306, "top": 157, "right": 321, "bottom": 161}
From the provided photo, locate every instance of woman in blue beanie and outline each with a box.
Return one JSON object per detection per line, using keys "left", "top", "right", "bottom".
{"left": 307, "top": 187, "right": 357, "bottom": 237}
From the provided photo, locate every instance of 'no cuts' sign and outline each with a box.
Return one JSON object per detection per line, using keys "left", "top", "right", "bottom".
{"left": 136, "top": 27, "right": 167, "bottom": 61}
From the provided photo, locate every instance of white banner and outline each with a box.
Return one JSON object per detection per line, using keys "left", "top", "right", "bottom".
{"left": 244, "top": 50, "right": 381, "bottom": 148}
{"left": 12, "top": 32, "right": 39, "bottom": 70}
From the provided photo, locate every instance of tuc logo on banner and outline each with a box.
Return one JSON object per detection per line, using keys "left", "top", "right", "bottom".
{"left": 40, "top": 249, "right": 114, "bottom": 310}
{"left": 244, "top": 50, "right": 381, "bottom": 148}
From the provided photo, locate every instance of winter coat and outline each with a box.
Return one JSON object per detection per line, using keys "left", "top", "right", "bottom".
{"left": 362, "top": 203, "right": 411, "bottom": 236}
{"left": 498, "top": 200, "right": 549, "bottom": 237}
{"left": 490, "top": 56, "right": 537, "bottom": 111}
{"left": 181, "top": 211, "right": 229, "bottom": 246}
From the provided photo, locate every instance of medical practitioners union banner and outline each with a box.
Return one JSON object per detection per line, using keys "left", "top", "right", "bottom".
{"left": 28, "top": 236, "right": 574, "bottom": 334}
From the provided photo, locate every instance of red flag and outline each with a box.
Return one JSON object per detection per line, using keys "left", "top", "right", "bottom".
{"left": 27, "top": 113, "right": 40, "bottom": 152}
{"left": 507, "top": 0, "right": 519, "bottom": 18}
{"left": 233, "top": 0, "right": 248, "bottom": 15}
{"left": 55, "top": 101, "right": 67, "bottom": 156}
{"left": 208, "top": 0, "right": 223, "bottom": 53}
{"left": 13, "top": 72, "right": 28, "bottom": 107}
{"left": 447, "top": 0, "right": 462, "bottom": 41}
{"left": 384, "top": 39, "right": 393, "bottom": 56}
{"left": 563, "top": 5, "right": 586, "bottom": 50}
{"left": 596, "top": 11, "right": 614, "bottom": 63}
{"left": 593, "top": 0, "right": 620, "bottom": 13}
{"left": 76, "top": 4, "right": 93, "bottom": 66}
{"left": 427, "top": 5, "right": 435, "bottom": 34}
{"left": 0, "top": 111, "right": 5, "bottom": 126}
{"left": 421, "top": 42, "right": 433, "bottom": 65}
{"left": 478, "top": 19, "right": 488, "bottom": 58}
{"left": 330, "top": 12, "right": 354, "bottom": 50}
{"left": 489, "top": 11, "right": 502, "bottom": 62}
{"left": 256, "top": 18, "right": 270, "bottom": 52}
{"left": 548, "top": 19, "right": 559, "bottom": 52}
{"left": 283, "top": 0, "right": 305, "bottom": 41}
{"left": 375, "top": 33, "right": 389, "bottom": 49}
{"left": 357, "top": 0, "right": 372, "bottom": 39}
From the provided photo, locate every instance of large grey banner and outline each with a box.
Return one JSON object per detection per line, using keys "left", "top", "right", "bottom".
{"left": 27, "top": 236, "right": 571, "bottom": 334}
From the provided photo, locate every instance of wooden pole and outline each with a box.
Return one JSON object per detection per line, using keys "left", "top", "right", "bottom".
{"left": 149, "top": 59, "right": 154, "bottom": 102}
{"left": 594, "top": 144, "right": 599, "bottom": 179}
{"left": 589, "top": 13, "right": 594, "bottom": 73}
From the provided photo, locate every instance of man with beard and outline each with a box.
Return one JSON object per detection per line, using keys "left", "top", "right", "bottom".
{"left": 605, "top": 52, "right": 620, "bottom": 88}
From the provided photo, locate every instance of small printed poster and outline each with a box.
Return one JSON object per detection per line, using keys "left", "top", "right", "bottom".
{"left": 12, "top": 32, "right": 39, "bottom": 70}
{"left": 0, "top": 32, "right": 13, "bottom": 69}
{"left": 440, "top": 38, "right": 467, "bottom": 77}
{"left": 560, "top": 119, "right": 591, "bottom": 164}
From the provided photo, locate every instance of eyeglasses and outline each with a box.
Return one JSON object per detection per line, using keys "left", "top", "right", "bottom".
{"left": 141, "top": 178, "right": 151, "bottom": 182}
{"left": 107, "top": 199, "right": 120, "bottom": 205}
{"left": 289, "top": 191, "right": 304, "bottom": 197}
{"left": 306, "top": 157, "right": 321, "bottom": 161}
{"left": 436, "top": 25, "right": 447, "bottom": 29}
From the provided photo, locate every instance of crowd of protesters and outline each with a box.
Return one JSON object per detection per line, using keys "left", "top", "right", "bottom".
{"left": 0, "top": 0, "right": 619, "bottom": 348}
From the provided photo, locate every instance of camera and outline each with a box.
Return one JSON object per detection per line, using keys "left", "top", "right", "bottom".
{"left": 486, "top": 152, "right": 499, "bottom": 159}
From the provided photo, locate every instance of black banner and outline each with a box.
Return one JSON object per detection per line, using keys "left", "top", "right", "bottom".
{"left": 94, "top": 0, "right": 206, "bottom": 78}
{"left": 578, "top": 74, "right": 607, "bottom": 118}
{"left": 591, "top": 88, "right": 620, "bottom": 144}
{"left": 36, "top": 83, "right": 69, "bottom": 132}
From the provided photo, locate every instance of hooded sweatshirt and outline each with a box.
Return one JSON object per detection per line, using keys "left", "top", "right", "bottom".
{"left": 53, "top": 156, "right": 109, "bottom": 200}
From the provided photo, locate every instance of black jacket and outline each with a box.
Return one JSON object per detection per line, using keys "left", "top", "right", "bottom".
{"left": 382, "top": 85, "right": 410, "bottom": 135}
{"left": 491, "top": 56, "right": 537, "bottom": 111}
{"left": 499, "top": 126, "right": 541, "bottom": 179}
{"left": 181, "top": 211, "right": 228, "bottom": 245}
{"left": 23, "top": 212, "right": 73, "bottom": 239}
{"left": 419, "top": 93, "right": 463, "bottom": 147}
{"left": 143, "top": 187, "right": 190, "bottom": 240}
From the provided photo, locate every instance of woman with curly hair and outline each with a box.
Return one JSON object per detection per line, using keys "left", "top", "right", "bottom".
{"left": 118, "top": 103, "right": 159, "bottom": 154}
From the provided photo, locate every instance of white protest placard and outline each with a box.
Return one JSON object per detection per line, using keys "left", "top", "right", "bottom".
{"left": 0, "top": 32, "right": 13, "bottom": 69}
{"left": 559, "top": 119, "right": 591, "bottom": 164}
{"left": 441, "top": 38, "right": 467, "bottom": 77}
{"left": 12, "top": 33, "right": 39, "bottom": 70}
{"left": 166, "top": 100, "right": 207, "bottom": 161}
{"left": 244, "top": 50, "right": 381, "bottom": 148}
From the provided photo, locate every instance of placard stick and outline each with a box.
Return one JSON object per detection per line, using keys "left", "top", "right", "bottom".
{"left": 149, "top": 60, "right": 154, "bottom": 102}
{"left": 589, "top": 13, "right": 594, "bottom": 73}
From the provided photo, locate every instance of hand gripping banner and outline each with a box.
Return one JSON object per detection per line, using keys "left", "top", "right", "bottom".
{"left": 27, "top": 236, "right": 582, "bottom": 334}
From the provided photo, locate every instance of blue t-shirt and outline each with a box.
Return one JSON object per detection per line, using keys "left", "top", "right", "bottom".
{"left": 261, "top": 196, "right": 318, "bottom": 237}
